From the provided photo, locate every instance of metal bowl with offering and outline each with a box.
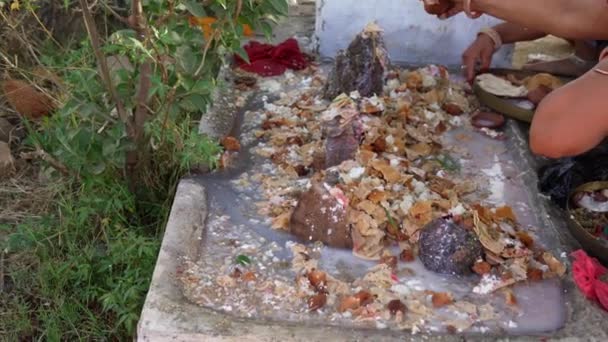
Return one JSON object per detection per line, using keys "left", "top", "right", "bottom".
{"left": 473, "top": 68, "right": 572, "bottom": 123}
{"left": 566, "top": 181, "right": 608, "bottom": 265}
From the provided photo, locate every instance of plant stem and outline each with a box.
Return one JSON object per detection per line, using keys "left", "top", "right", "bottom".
{"left": 125, "top": 0, "right": 153, "bottom": 192}
{"left": 78, "top": 0, "right": 132, "bottom": 136}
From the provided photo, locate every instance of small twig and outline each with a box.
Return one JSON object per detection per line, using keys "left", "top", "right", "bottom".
{"left": 235, "top": 0, "right": 243, "bottom": 21}
{"left": 0, "top": 249, "right": 4, "bottom": 293}
{"left": 17, "top": 26, "right": 43, "bottom": 66}
{"left": 72, "top": 0, "right": 100, "bottom": 12}
{"left": 30, "top": 148, "right": 74, "bottom": 178}
{"left": 100, "top": 0, "right": 130, "bottom": 26}
{"left": 149, "top": 43, "right": 168, "bottom": 83}
{"left": 88, "top": 0, "right": 99, "bottom": 11}
{"left": 194, "top": 28, "right": 221, "bottom": 77}
{"left": 159, "top": 86, "right": 178, "bottom": 145}
{"left": 155, "top": 0, "right": 175, "bottom": 26}
{"left": 27, "top": 7, "right": 62, "bottom": 48}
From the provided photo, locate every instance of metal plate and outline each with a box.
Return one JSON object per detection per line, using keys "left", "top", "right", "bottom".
{"left": 473, "top": 68, "right": 572, "bottom": 123}
{"left": 566, "top": 181, "right": 608, "bottom": 265}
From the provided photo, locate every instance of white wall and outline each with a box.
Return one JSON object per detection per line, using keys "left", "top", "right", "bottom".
{"left": 316, "top": 0, "right": 513, "bottom": 67}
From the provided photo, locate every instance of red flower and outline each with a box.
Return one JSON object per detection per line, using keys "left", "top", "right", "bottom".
{"left": 594, "top": 279, "right": 608, "bottom": 311}
{"left": 571, "top": 250, "right": 608, "bottom": 311}
{"left": 235, "top": 39, "right": 308, "bottom": 77}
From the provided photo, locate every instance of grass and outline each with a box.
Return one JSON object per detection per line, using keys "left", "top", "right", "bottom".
{"left": 0, "top": 157, "right": 163, "bottom": 340}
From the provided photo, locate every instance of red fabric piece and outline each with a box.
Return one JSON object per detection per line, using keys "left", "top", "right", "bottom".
{"left": 571, "top": 249, "right": 608, "bottom": 311}
{"left": 235, "top": 38, "right": 308, "bottom": 77}
{"left": 594, "top": 279, "right": 608, "bottom": 311}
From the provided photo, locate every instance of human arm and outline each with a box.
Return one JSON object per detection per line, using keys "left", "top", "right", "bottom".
{"left": 490, "top": 23, "right": 547, "bottom": 45}
{"left": 439, "top": 0, "right": 608, "bottom": 40}
{"left": 529, "top": 58, "right": 608, "bottom": 158}
{"left": 462, "top": 23, "right": 546, "bottom": 81}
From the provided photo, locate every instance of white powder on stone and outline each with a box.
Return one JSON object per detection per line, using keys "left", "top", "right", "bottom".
{"left": 449, "top": 204, "right": 466, "bottom": 216}
{"left": 259, "top": 79, "right": 282, "bottom": 92}
{"left": 450, "top": 115, "right": 464, "bottom": 126}
{"left": 412, "top": 179, "right": 427, "bottom": 195}
{"left": 473, "top": 274, "right": 501, "bottom": 295}
{"left": 348, "top": 167, "right": 366, "bottom": 180}
{"left": 482, "top": 155, "right": 506, "bottom": 205}
{"left": 399, "top": 195, "right": 415, "bottom": 214}
{"left": 480, "top": 127, "right": 499, "bottom": 138}
{"left": 391, "top": 284, "right": 411, "bottom": 296}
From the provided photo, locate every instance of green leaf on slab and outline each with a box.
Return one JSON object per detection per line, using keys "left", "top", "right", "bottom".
{"left": 236, "top": 255, "right": 252, "bottom": 266}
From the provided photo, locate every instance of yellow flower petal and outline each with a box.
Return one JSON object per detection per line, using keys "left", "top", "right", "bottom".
{"left": 10, "top": 0, "right": 20, "bottom": 11}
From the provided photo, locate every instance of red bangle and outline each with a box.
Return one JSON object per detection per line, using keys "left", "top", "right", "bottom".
{"left": 464, "top": 0, "right": 482, "bottom": 18}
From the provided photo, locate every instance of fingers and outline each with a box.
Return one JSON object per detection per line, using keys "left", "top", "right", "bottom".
{"left": 462, "top": 51, "right": 477, "bottom": 82}
{"left": 480, "top": 51, "right": 492, "bottom": 73}
{"left": 439, "top": 5, "right": 464, "bottom": 19}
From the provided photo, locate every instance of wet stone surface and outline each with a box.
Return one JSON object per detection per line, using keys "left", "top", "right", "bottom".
{"left": 180, "top": 68, "right": 568, "bottom": 336}
{"left": 139, "top": 67, "right": 608, "bottom": 341}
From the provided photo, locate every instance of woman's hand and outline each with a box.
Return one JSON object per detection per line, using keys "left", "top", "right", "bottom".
{"left": 422, "top": 0, "right": 451, "bottom": 15}
{"left": 425, "top": 0, "right": 484, "bottom": 19}
{"left": 461, "top": 33, "right": 495, "bottom": 82}
{"left": 437, "top": 0, "right": 465, "bottom": 19}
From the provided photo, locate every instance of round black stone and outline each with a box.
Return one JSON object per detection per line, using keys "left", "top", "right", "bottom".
{"left": 418, "top": 218, "right": 483, "bottom": 275}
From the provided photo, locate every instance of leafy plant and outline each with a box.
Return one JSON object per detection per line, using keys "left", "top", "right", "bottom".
{"left": 1, "top": 0, "right": 289, "bottom": 339}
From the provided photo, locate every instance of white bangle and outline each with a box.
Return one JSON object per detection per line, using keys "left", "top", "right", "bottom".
{"left": 478, "top": 27, "right": 503, "bottom": 50}
{"left": 594, "top": 48, "right": 608, "bottom": 75}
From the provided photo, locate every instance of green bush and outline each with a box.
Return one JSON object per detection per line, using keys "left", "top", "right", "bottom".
{"left": 1, "top": 0, "right": 289, "bottom": 339}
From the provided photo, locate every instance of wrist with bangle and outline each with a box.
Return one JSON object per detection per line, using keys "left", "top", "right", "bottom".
{"left": 478, "top": 27, "right": 502, "bottom": 50}
{"left": 596, "top": 48, "right": 608, "bottom": 75}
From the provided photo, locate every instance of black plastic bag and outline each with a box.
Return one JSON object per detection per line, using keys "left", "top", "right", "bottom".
{"left": 538, "top": 143, "right": 608, "bottom": 208}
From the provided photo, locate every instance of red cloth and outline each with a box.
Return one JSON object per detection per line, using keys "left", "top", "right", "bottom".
{"left": 235, "top": 38, "right": 308, "bottom": 77}
{"left": 571, "top": 249, "right": 608, "bottom": 311}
